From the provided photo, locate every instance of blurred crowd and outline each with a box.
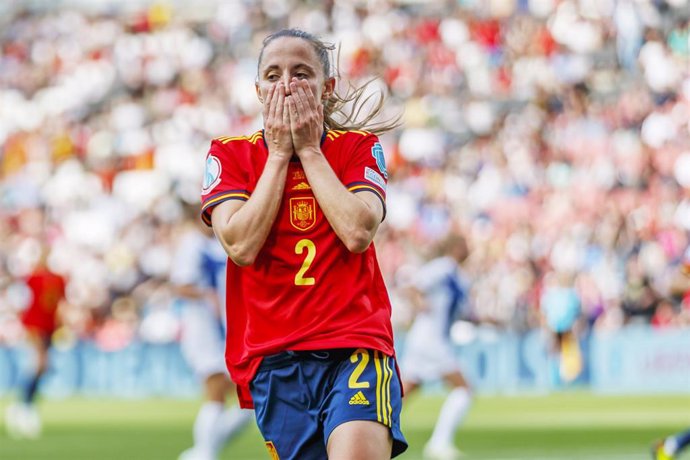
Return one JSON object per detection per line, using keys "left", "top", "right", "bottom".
{"left": 1, "top": 0, "right": 689, "bottom": 351}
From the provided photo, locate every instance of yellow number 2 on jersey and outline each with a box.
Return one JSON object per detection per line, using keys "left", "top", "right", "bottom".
{"left": 294, "top": 239, "right": 316, "bottom": 286}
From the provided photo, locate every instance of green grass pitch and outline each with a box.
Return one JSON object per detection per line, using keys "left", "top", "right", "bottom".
{"left": 1, "top": 392, "right": 689, "bottom": 459}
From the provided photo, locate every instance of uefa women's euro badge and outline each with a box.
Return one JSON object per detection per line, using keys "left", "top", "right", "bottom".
{"left": 371, "top": 142, "right": 387, "bottom": 179}
{"left": 202, "top": 156, "right": 222, "bottom": 195}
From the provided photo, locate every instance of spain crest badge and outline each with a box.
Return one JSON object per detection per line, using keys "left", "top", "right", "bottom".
{"left": 290, "top": 197, "right": 316, "bottom": 231}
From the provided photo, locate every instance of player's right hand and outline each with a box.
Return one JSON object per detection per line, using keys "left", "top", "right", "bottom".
{"left": 262, "top": 82, "right": 293, "bottom": 161}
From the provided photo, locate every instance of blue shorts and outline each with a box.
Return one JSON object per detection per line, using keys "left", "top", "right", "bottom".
{"left": 250, "top": 348, "right": 408, "bottom": 460}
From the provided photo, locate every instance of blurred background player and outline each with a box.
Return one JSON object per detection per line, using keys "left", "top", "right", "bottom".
{"left": 5, "top": 243, "right": 66, "bottom": 439}
{"left": 539, "top": 270, "right": 584, "bottom": 386}
{"left": 652, "top": 247, "right": 690, "bottom": 460}
{"left": 654, "top": 430, "right": 690, "bottom": 460}
{"left": 170, "top": 206, "right": 252, "bottom": 460}
{"left": 400, "top": 233, "right": 474, "bottom": 460}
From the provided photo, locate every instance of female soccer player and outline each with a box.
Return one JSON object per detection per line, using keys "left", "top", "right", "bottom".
{"left": 653, "top": 248, "right": 690, "bottom": 460}
{"left": 400, "top": 233, "right": 474, "bottom": 460}
{"left": 200, "top": 29, "right": 407, "bottom": 460}
{"left": 171, "top": 209, "right": 252, "bottom": 460}
{"left": 5, "top": 245, "right": 66, "bottom": 439}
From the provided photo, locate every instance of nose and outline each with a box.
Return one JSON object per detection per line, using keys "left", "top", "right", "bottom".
{"left": 282, "top": 73, "right": 292, "bottom": 95}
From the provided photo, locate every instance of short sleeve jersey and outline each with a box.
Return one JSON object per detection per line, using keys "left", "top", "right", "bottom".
{"left": 414, "top": 256, "right": 469, "bottom": 339}
{"left": 21, "top": 269, "right": 66, "bottom": 334}
{"left": 169, "top": 230, "right": 207, "bottom": 288}
{"left": 169, "top": 230, "right": 226, "bottom": 315}
{"left": 201, "top": 129, "right": 395, "bottom": 408}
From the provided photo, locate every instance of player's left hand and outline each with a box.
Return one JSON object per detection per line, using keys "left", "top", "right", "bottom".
{"left": 287, "top": 77, "right": 324, "bottom": 156}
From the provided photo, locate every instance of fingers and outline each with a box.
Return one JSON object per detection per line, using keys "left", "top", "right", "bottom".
{"left": 294, "top": 79, "right": 318, "bottom": 112}
{"left": 275, "top": 83, "right": 285, "bottom": 125}
{"left": 289, "top": 79, "right": 315, "bottom": 114}
{"left": 289, "top": 78, "right": 324, "bottom": 130}
{"left": 267, "top": 83, "right": 279, "bottom": 123}
{"left": 263, "top": 83, "right": 276, "bottom": 121}
{"left": 287, "top": 94, "right": 299, "bottom": 130}
{"left": 289, "top": 93, "right": 308, "bottom": 126}
{"left": 262, "top": 83, "right": 296, "bottom": 157}
{"left": 267, "top": 78, "right": 326, "bottom": 153}
{"left": 288, "top": 81, "right": 326, "bottom": 154}
{"left": 280, "top": 85, "right": 290, "bottom": 127}
{"left": 288, "top": 80, "right": 302, "bottom": 113}
{"left": 264, "top": 83, "right": 286, "bottom": 134}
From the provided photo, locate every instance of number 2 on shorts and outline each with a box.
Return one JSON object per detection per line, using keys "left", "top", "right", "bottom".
{"left": 348, "top": 349, "right": 371, "bottom": 389}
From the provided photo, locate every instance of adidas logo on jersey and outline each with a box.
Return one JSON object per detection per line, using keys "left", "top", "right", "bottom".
{"left": 292, "top": 181, "right": 311, "bottom": 190}
{"left": 349, "top": 391, "right": 370, "bottom": 405}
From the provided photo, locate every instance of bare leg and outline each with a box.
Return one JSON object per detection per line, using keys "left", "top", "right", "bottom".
{"left": 327, "top": 420, "right": 393, "bottom": 460}
{"left": 425, "top": 371, "right": 472, "bottom": 459}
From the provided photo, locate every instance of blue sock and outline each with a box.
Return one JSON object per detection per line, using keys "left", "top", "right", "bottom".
{"left": 21, "top": 373, "right": 41, "bottom": 405}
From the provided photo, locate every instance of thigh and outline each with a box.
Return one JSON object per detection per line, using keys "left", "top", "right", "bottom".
{"left": 401, "top": 337, "right": 459, "bottom": 384}
{"left": 25, "top": 328, "right": 51, "bottom": 369}
{"left": 250, "top": 361, "right": 327, "bottom": 460}
{"left": 327, "top": 420, "right": 391, "bottom": 460}
{"left": 322, "top": 349, "right": 408, "bottom": 458}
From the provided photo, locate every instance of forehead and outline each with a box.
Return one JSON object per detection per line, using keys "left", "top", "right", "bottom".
{"left": 259, "top": 36, "right": 321, "bottom": 70}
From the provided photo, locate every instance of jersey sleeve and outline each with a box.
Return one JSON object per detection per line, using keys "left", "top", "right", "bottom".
{"left": 200, "top": 139, "right": 251, "bottom": 226}
{"left": 415, "top": 258, "right": 454, "bottom": 293}
{"left": 341, "top": 133, "right": 388, "bottom": 220}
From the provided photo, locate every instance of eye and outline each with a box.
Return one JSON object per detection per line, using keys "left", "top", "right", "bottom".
{"left": 266, "top": 74, "right": 280, "bottom": 82}
{"left": 295, "top": 73, "right": 309, "bottom": 80}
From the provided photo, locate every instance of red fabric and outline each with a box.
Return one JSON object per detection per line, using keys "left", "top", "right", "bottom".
{"left": 21, "top": 269, "right": 66, "bottom": 334}
{"left": 201, "top": 130, "right": 395, "bottom": 408}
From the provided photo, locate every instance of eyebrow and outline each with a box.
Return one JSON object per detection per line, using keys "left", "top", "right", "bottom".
{"left": 261, "top": 63, "right": 316, "bottom": 75}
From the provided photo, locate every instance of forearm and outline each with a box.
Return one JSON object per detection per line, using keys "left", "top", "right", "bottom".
{"left": 213, "top": 157, "right": 289, "bottom": 265}
{"left": 299, "top": 148, "right": 381, "bottom": 252}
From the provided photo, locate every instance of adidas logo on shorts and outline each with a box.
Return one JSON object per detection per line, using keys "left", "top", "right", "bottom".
{"left": 349, "top": 391, "right": 370, "bottom": 405}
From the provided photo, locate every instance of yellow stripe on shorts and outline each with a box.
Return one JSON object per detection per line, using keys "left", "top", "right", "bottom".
{"left": 374, "top": 351, "right": 383, "bottom": 424}
{"left": 381, "top": 354, "right": 389, "bottom": 426}
{"left": 373, "top": 351, "right": 393, "bottom": 427}
{"left": 385, "top": 356, "right": 393, "bottom": 426}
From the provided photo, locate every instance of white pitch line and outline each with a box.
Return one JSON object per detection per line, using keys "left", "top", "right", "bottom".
{"left": 404, "top": 452, "right": 649, "bottom": 460}
{"left": 487, "top": 454, "right": 648, "bottom": 460}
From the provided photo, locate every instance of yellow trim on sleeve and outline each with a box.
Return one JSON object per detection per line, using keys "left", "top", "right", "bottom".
{"left": 214, "top": 130, "right": 264, "bottom": 145}
{"left": 203, "top": 191, "right": 250, "bottom": 209}
{"left": 348, "top": 184, "right": 385, "bottom": 201}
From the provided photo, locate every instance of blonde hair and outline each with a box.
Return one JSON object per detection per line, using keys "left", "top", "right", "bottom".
{"left": 258, "top": 28, "right": 401, "bottom": 135}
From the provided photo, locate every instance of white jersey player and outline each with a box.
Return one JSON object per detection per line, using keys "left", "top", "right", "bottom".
{"left": 170, "top": 212, "right": 252, "bottom": 460}
{"left": 400, "top": 233, "right": 473, "bottom": 460}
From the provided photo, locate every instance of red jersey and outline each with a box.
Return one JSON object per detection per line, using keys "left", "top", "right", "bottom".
{"left": 201, "top": 129, "right": 395, "bottom": 408}
{"left": 21, "top": 268, "right": 66, "bottom": 335}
